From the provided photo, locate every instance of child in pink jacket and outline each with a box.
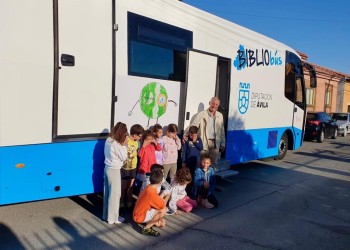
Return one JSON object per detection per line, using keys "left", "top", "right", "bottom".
{"left": 162, "top": 123, "right": 181, "bottom": 182}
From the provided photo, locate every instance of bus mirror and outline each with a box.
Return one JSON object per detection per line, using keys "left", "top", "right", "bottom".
{"left": 309, "top": 64, "right": 317, "bottom": 88}
{"left": 310, "top": 75, "right": 317, "bottom": 88}
{"left": 301, "top": 62, "right": 317, "bottom": 88}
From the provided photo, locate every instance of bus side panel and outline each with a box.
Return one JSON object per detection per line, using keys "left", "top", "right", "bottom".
{"left": 0, "top": 0, "right": 53, "bottom": 146}
{"left": 226, "top": 126, "right": 299, "bottom": 164}
{"left": 228, "top": 41, "right": 301, "bottom": 163}
{"left": 0, "top": 140, "right": 105, "bottom": 205}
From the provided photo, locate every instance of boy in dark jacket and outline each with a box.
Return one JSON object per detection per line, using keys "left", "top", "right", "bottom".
{"left": 181, "top": 125, "right": 203, "bottom": 177}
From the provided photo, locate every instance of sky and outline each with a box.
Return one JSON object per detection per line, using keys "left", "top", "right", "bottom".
{"left": 184, "top": 0, "right": 350, "bottom": 75}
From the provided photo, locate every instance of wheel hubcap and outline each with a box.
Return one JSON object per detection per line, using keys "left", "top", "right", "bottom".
{"left": 279, "top": 140, "right": 286, "bottom": 153}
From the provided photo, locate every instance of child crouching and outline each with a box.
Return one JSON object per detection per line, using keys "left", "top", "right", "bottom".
{"left": 193, "top": 155, "right": 218, "bottom": 208}
{"left": 169, "top": 168, "right": 197, "bottom": 214}
{"left": 140, "top": 164, "right": 172, "bottom": 208}
{"left": 133, "top": 169, "right": 166, "bottom": 236}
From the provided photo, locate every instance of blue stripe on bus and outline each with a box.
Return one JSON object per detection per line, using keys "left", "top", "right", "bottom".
{"left": 0, "top": 126, "right": 303, "bottom": 204}
{"left": 0, "top": 140, "right": 105, "bottom": 205}
{"left": 225, "top": 126, "right": 303, "bottom": 165}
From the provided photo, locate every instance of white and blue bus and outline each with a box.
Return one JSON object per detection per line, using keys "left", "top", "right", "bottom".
{"left": 0, "top": 0, "right": 316, "bottom": 205}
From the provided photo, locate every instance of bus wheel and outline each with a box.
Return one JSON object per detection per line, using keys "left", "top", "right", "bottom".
{"left": 274, "top": 133, "right": 288, "bottom": 160}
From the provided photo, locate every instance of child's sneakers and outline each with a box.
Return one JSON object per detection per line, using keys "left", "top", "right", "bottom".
{"left": 108, "top": 216, "right": 125, "bottom": 224}
{"left": 166, "top": 207, "right": 175, "bottom": 215}
{"left": 141, "top": 227, "right": 160, "bottom": 237}
{"left": 201, "top": 199, "right": 214, "bottom": 209}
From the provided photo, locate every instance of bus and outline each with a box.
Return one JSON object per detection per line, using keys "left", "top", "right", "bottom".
{"left": 0, "top": 0, "right": 316, "bottom": 205}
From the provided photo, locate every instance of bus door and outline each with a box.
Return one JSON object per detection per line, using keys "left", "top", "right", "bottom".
{"left": 53, "top": 0, "right": 113, "bottom": 139}
{"left": 293, "top": 77, "right": 305, "bottom": 146}
{"left": 286, "top": 52, "right": 306, "bottom": 147}
{"left": 183, "top": 49, "right": 218, "bottom": 129}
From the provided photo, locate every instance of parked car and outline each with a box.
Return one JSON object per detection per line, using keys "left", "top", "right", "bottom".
{"left": 331, "top": 112, "right": 350, "bottom": 137}
{"left": 304, "top": 112, "right": 338, "bottom": 143}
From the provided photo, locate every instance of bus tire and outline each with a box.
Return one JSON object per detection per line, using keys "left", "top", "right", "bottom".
{"left": 274, "top": 133, "right": 288, "bottom": 160}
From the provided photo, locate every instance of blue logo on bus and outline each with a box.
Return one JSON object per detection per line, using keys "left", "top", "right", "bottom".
{"left": 233, "top": 44, "right": 283, "bottom": 70}
{"left": 238, "top": 82, "right": 250, "bottom": 114}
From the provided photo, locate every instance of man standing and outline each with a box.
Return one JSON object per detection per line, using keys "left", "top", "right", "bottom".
{"left": 184, "top": 97, "right": 225, "bottom": 164}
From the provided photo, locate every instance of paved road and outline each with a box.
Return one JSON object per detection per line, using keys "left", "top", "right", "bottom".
{"left": 1, "top": 137, "right": 350, "bottom": 249}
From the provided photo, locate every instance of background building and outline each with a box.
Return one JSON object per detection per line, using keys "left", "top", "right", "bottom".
{"left": 300, "top": 52, "right": 350, "bottom": 113}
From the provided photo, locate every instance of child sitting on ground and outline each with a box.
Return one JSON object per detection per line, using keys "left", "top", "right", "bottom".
{"left": 169, "top": 168, "right": 197, "bottom": 214}
{"left": 133, "top": 169, "right": 166, "bottom": 237}
{"left": 193, "top": 155, "right": 218, "bottom": 208}
{"left": 140, "top": 164, "right": 174, "bottom": 216}
{"left": 140, "top": 164, "right": 172, "bottom": 201}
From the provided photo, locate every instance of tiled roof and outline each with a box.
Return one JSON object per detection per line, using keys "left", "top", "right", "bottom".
{"left": 310, "top": 63, "right": 350, "bottom": 79}
{"left": 298, "top": 51, "right": 350, "bottom": 81}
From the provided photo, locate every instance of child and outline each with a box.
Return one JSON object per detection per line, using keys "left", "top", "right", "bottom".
{"left": 182, "top": 125, "right": 203, "bottom": 177}
{"left": 121, "top": 124, "right": 144, "bottom": 209}
{"left": 162, "top": 124, "right": 181, "bottom": 182}
{"left": 133, "top": 169, "right": 166, "bottom": 236}
{"left": 136, "top": 130, "right": 161, "bottom": 184}
{"left": 141, "top": 164, "right": 172, "bottom": 198}
{"left": 169, "top": 168, "right": 197, "bottom": 214}
{"left": 193, "top": 155, "right": 218, "bottom": 209}
{"left": 140, "top": 164, "right": 174, "bottom": 215}
{"left": 152, "top": 124, "right": 164, "bottom": 165}
{"left": 103, "top": 122, "right": 128, "bottom": 224}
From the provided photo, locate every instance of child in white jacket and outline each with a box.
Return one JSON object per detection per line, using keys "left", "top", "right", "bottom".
{"left": 169, "top": 168, "right": 197, "bottom": 213}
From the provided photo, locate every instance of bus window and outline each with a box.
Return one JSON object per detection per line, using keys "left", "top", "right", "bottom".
{"left": 285, "top": 62, "right": 295, "bottom": 102}
{"left": 285, "top": 51, "right": 305, "bottom": 107}
{"left": 295, "top": 77, "right": 304, "bottom": 108}
{"left": 128, "top": 12, "right": 193, "bottom": 82}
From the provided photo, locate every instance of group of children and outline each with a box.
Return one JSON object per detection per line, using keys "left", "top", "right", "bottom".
{"left": 103, "top": 122, "right": 219, "bottom": 237}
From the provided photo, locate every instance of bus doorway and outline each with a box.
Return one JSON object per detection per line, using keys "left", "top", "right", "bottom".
{"left": 183, "top": 51, "right": 231, "bottom": 129}
{"left": 183, "top": 51, "right": 230, "bottom": 159}
{"left": 216, "top": 57, "right": 231, "bottom": 158}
